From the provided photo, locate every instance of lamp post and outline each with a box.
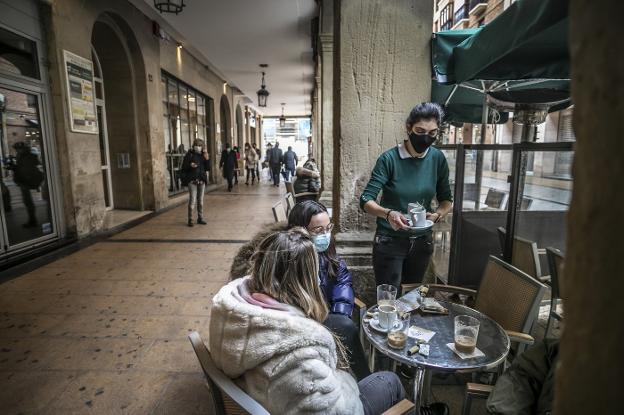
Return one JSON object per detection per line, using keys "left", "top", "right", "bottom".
{"left": 257, "top": 64, "right": 269, "bottom": 108}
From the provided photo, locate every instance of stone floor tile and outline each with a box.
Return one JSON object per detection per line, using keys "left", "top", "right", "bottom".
{"left": 0, "top": 370, "right": 79, "bottom": 414}
{"left": 151, "top": 372, "right": 215, "bottom": 415}
{"left": 135, "top": 339, "right": 198, "bottom": 373}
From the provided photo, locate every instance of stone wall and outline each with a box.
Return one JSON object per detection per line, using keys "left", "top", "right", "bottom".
{"left": 333, "top": 0, "right": 434, "bottom": 233}
{"left": 555, "top": 1, "right": 624, "bottom": 412}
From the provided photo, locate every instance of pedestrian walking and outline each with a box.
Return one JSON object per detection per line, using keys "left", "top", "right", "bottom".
{"left": 244, "top": 142, "right": 259, "bottom": 185}
{"left": 267, "top": 141, "right": 283, "bottom": 187}
{"left": 233, "top": 146, "right": 241, "bottom": 184}
{"left": 219, "top": 143, "right": 237, "bottom": 192}
{"left": 181, "top": 139, "right": 211, "bottom": 227}
{"left": 282, "top": 146, "right": 298, "bottom": 182}
{"left": 252, "top": 142, "right": 261, "bottom": 180}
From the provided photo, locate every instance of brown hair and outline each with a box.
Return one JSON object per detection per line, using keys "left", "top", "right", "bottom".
{"left": 248, "top": 228, "right": 329, "bottom": 323}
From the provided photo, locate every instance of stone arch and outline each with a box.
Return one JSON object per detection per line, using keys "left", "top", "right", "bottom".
{"left": 90, "top": 12, "right": 151, "bottom": 210}
{"left": 219, "top": 95, "right": 232, "bottom": 149}
{"left": 236, "top": 104, "right": 244, "bottom": 149}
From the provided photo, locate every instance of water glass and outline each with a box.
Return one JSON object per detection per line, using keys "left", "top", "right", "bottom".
{"left": 387, "top": 312, "right": 410, "bottom": 349}
{"left": 454, "top": 315, "right": 480, "bottom": 354}
{"left": 377, "top": 284, "right": 397, "bottom": 307}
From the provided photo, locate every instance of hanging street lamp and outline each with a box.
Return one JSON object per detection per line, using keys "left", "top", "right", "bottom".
{"left": 257, "top": 64, "right": 269, "bottom": 108}
{"left": 154, "top": 0, "right": 185, "bottom": 14}
{"left": 279, "top": 103, "right": 286, "bottom": 128}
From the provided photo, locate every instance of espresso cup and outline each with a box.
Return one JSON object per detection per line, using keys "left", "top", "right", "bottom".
{"left": 378, "top": 305, "right": 397, "bottom": 330}
{"left": 409, "top": 209, "right": 427, "bottom": 227}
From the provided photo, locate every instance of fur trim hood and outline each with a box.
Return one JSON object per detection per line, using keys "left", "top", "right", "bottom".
{"left": 229, "top": 222, "right": 288, "bottom": 280}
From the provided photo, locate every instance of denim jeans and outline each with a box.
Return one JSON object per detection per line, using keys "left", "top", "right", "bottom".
{"left": 323, "top": 313, "right": 371, "bottom": 381}
{"left": 187, "top": 181, "right": 205, "bottom": 220}
{"left": 373, "top": 233, "right": 434, "bottom": 291}
{"left": 358, "top": 371, "right": 406, "bottom": 415}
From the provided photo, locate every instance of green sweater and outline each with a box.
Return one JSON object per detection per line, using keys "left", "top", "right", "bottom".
{"left": 359, "top": 144, "right": 453, "bottom": 238}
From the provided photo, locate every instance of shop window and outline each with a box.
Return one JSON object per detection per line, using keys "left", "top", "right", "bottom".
{"left": 161, "top": 71, "right": 213, "bottom": 195}
{"left": 0, "top": 27, "right": 39, "bottom": 79}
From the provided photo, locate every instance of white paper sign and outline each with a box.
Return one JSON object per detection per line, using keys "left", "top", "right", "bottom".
{"left": 63, "top": 50, "right": 98, "bottom": 134}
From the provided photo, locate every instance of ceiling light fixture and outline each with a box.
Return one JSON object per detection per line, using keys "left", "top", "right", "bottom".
{"left": 154, "top": 0, "right": 185, "bottom": 15}
{"left": 257, "top": 64, "right": 269, "bottom": 108}
{"left": 279, "top": 103, "right": 286, "bottom": 128}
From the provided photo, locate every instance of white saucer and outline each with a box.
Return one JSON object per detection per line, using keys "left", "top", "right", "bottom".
{"left": 369, "top": 319, "right": 390, "bottom": 333}
{"left": 406, "top": 219, "right": 434, "bottom": 231}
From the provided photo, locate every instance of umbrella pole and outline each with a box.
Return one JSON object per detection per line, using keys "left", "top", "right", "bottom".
{"left": 474, "top": 93, "right": 489, "bottom": 210}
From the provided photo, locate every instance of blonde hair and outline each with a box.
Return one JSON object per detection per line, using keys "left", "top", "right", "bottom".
{"left": 248, "top": 228, "right": 329, "bottom": 323}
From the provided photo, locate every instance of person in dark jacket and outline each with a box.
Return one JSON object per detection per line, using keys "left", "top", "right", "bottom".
{"left": 252, "top": 142, "right": 261, "bottom": 179}
{"left": 293, "top": 158, "right": 321, "bottom": 201}
{"left": 219, "top": 143, "right": 237, "bottom": 192}
{"left": 11, "top": 142, "right": 43, "bottom": 227}
{"left": 181, "top": 139, "right": 211, "bottom": 227}
{"left": 282, "top": 146, "right": 298, "bottom": 182}
{"left": 228, "top": 200, "right": 370, "bottom": 381}
{"left": 267, "top": 141, "right": 283, "bottom": 187}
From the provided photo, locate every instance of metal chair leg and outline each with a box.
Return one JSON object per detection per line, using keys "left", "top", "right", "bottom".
{"left": 461, "top": 393, "right": 473, "bottom": 415}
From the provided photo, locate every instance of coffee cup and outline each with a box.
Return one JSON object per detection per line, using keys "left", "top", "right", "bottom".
{"left": 409, "top": 209, "right": 427, "bottom": 227}
{"left": 378, "top": 305, "right": 397, "bottom": 330}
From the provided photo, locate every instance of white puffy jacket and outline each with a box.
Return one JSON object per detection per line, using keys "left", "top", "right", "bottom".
{"left": 209, "top": 277, "right": 364, "bottom": 414}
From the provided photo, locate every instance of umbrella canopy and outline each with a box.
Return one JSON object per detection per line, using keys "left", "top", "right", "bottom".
{"left": 431, "top": 29, "right": 479, "bottom": 84}
{"left": 452, "top": 0, "right": 569, "bottom": 83}
{"left": 432, "top": 80, "right": 509, "bottom": 124}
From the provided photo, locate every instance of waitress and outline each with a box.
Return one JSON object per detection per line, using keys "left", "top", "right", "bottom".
{"left": 360, "top": 102, "right": 453, "bottom": 290}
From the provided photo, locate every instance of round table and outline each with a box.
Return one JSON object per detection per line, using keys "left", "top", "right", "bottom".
{"left": 362, "top": 299, "right": 510, "bottom": 413}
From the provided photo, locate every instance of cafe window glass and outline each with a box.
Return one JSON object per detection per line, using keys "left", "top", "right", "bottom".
{"left": 0, "top": 27, "right": 39, "bottom": 79}
{"left": 161, "top": 72, "right": 212, "bottom": 195}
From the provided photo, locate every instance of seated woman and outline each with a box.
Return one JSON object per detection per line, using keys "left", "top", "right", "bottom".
{"left": 210, "top": 228, "right": 405, "bottom": 414}
{"left": 229, "top": 200, "right": 370, "bottom": 381}
{"left": 293, "top": 158, "right": 321, "bottom": 202}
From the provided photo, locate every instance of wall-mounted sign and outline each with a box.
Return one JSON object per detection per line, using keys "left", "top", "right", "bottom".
{"left": 249, "top": 115, "right": 256, "bottom": 128}
{"left": 63, "top": 50, "right": 98, "bottom": 134}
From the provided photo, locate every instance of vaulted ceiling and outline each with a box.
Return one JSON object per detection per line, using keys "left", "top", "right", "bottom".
{"left": 134, "top": 0, "right": 317, "bottom": 116}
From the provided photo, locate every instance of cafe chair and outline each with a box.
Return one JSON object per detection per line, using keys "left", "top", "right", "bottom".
{"left": 545, "top": 247, "right": 565, "bottom": 338}
{"left": 484, "top": 188, "right": 508, "bottom": 210}
{"left": 284, "top": 192, "right": 295, "bottom": 216}
{"left": 402, "top": 255, "right": 547, "bottom": 354}
{"left": 189, "top": 331, "right": 414, "bottom": 415}
{"left": 271, "top": 200, "right": 287, "bottom": 223}
{"left": 188, "top": 331, "right": 270, "bottom": 415}
{"left": 285, "top": 178, "right": 320, "bottom": 203}
{"left": 497, "top": 227, "right": 551, "bottom": 284}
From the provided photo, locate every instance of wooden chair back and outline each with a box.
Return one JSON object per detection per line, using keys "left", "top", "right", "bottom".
{"left": 484, "top": 188, "right": 508, "bottom": 209}
{"left": 476, "top": 256, "right": 547, "bottom": 335}
{"left": 188, "top": 331, "right": 270, "bottom": 415}
{"left": 272, "top": 200, "right": 287, "bottom": 223}
{"left": 284, "top": 181, "right": 295, "bottom": 196}
{"left": 284, "top": 192, "right": 295, "bottom": 216}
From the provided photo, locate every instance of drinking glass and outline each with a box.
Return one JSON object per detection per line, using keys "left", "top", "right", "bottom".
{"left": 377, "top": 284, "right": 397, "bottom": 308}
{"left": 454, "top": 315, "right": 480, "bottom": 354}
{"left": 387, "top": 312, "right": 410, "bottom": 349}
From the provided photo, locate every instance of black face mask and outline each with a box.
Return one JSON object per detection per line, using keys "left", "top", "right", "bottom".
{"left": 408, "top": 132, "right": 436, "bottom": 154}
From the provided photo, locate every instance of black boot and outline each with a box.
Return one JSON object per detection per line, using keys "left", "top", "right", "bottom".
{"left": 197, "top": 218, "right": 207, "bottom": 225}
{"left": 187, "top": 219, "right": 193, "bottom": 227}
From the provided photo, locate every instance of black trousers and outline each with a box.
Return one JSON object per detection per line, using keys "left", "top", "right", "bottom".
{"left": 323, "top": 313, "right": 371, "bottom": 381}
{"left": 245, "top": 168, "right": 256, "bottom": 183}
{"left": 223, "top": 170, "right": 234, "bottom": 190}
{"left": 270, "top": 164, "right": 281, "bottom": 185}
{"left": 372, "top": 233, "right": 434, "bottom": 291}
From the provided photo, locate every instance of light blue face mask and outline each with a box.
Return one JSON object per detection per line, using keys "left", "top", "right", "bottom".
{"left": 312, "top": 232, "right": 331, "bottom": 253}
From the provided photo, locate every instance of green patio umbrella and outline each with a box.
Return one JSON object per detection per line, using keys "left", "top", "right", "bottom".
{"left": 452, "top": 0, "right": 569, "bottom": 83}
{"left": 432, "top": 80, "right": 510, "bottom": 124}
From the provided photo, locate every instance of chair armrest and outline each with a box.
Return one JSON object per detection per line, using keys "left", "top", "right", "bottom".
{"left": 466, "top": 382, "right": 494, "bottom": 398}
{"left": 538, "top": 274, "right": 551, "bottom": 284}
{"left": 537, "top": 248, "right": 547, "bottom": 255}
{"left": 400, "top": 283, "right": 421, "bottom": 295}
{"left": 354, "top": 297, "right": 367, "bottom": 310}
{"left": 381, "top": 399, "right": 415, "bottom": 415}
{"left": 505, "top": 330, "right": 535, "bottom": 345}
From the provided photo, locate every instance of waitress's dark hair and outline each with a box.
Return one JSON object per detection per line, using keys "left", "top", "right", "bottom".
{"left": 406, "top": 102, "right": 445, "bottom": 129}
{"left": 287, "top": 200, "right": 340, "bottom": 280}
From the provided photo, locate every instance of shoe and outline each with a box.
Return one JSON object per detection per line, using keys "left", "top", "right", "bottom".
{"left": 187, "top": 219, "right": 193, "bottom": 227}
{"left": 420, "top": 403, "right": 449, "bottom": 415}
{"left": 399, "top": 364, "right": 416, "bottom": 379}
{"left": 228, "top": 187, "right": 232, "bottom": 192}
{"left": 245, "top": 182, "right": 249, "bottom": 185}
{"left": 197, "top": 218, "right": 207, "bottom": 225}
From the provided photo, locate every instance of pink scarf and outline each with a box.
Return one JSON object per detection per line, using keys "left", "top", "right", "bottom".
{"left": 237, "top": 279, "right": 292, "bottom": 312}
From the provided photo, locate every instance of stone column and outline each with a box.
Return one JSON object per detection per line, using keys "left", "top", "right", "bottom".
{"left": 319, "top": 0, "right": 334, "bottom": 197}
{"left": 555, "top": 2, "right": 624, "bottom": 413}
{"left": 333, "top": 0, "right": 433, "bottom": 232}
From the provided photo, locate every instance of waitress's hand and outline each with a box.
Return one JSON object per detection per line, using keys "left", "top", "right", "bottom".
{"left": 190, "top": 162, "right": 198, "bottom": 168}
{"left": 387, "top": 210, "right": 410, "bottom": 231}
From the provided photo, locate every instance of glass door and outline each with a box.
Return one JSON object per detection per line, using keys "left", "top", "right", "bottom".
{"left": 0, "top": 85, "right": 56, "bottom": 250}
{"left": 92, "top": 48, "right": 113, "bottom": 209}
